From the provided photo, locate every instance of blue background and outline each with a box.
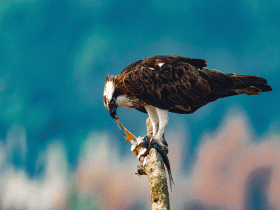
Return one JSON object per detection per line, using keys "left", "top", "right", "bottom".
{"left": 0, "top": 0, "right": 279, "bottom": 208}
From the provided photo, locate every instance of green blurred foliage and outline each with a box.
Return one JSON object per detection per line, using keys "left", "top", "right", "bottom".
{"left": 0, "top": 0, "right": 278, "bottom": 173}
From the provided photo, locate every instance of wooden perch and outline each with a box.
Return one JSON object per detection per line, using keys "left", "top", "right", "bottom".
{"left": 115, "top": 117, "right": 171, "bottom": 209}
{"left": 141, "top": 118, "right": 171, "bottom": 210}
{"left": 144, "top": 147, "right": 170, "bottom": 209}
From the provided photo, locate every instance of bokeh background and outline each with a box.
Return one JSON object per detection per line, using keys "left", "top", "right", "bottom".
{"left": 0, "top": 0, "right": 279, "bottom": 209}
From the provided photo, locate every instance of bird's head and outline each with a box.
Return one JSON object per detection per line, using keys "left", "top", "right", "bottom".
{"left": 104, "top": 75, "right": 136, "bottom": 119}
{"left": 104, "top": 75, "right": 138, "bottom": 142}
{"left": 103, "top": 75, "right": 118, "bottom": 119}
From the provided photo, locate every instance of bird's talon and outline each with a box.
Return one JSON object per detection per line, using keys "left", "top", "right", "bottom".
{"left": 148, "top": 136, "right": 168, "bottom": 153}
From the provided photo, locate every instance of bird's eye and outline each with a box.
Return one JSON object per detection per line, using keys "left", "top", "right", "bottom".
{"left": 111, "top": 100, "right": 115, "bottom": 105}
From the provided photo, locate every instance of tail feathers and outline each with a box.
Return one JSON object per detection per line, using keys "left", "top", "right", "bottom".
{"left": 230, "top": 74, "right": 272, "bottom": 95}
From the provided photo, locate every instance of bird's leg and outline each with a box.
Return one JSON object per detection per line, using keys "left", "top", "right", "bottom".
{"left": 142, "top": 117, "right": 173, "bottom": 189}
{"left": 144, "top": 105, "right": 159, "bottom": 137}
{"left": 151, "top": 108, "right": 169, "bottom": 149}
{"left": 144, "top": 106, "right": 169, "bottom": 149}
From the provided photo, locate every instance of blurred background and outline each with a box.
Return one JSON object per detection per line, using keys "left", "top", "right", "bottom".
{"left": 0, "top": 0, "right": 279, "bottom": 209}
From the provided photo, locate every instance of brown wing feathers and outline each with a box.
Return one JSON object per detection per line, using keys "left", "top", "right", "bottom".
{"left": 119, "top": 56, "right": 210, "bottom": 110}
{"left": 117, "top": 55, "right": 272, "bottom": 114}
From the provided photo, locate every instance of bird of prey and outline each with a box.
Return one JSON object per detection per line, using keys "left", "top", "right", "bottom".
{"left": 103, "top": 55, "right": 272, "bottom": 150}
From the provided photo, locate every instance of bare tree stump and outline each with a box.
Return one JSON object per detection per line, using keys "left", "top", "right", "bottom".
{"left": 144, "top": 147, "right": 170, "bottom": 209}
{"left": 142, "top": 118, "right": 170, "bottom": 210}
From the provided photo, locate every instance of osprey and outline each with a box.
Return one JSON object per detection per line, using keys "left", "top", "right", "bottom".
{"left": 103, "top": 55, "right": 272, "bottom": 149}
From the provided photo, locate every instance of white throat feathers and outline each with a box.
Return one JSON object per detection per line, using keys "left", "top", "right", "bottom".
{"left": 116, "top": 95, "right": 138, "bottom": 109}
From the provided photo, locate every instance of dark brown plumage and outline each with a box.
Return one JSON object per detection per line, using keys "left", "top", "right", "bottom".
{"left": 113, "top": 55, "right": 272, "bottom": 114}
{"left": 103, "top": 55, "right": 272, "bottom": 190}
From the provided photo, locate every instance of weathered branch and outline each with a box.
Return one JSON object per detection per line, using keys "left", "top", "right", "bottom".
{"left": 117, "top": 116, "right": 171, "bottom": 209}
{"left": 142, "top": 118, "right": 170, "bottom": 210}
{"left": 144, "top": 147, "right": 170, "bottom": 209}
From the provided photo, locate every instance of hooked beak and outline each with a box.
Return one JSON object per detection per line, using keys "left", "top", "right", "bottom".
{"left": 109, "top": 106, "right": 117, "bottom": 119}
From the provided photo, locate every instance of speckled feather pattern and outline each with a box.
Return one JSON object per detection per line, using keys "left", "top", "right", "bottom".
{"left": 114, "top": 55, "right": 272, "bottom": 114}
